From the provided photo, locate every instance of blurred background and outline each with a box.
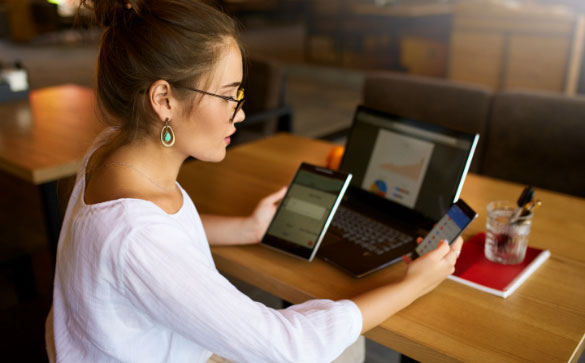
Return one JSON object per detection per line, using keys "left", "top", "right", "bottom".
{"left": 2, "top": 0, "right": 585, "bottom": 137}
{"left": 1, "top": 0, "right": 584, "bottom": 361}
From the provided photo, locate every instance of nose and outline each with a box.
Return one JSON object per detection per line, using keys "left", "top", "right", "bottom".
{"left": 233, "top": 108, "right": 245, "bottom": 124}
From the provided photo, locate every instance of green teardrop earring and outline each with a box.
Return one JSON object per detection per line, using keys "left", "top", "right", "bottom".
{"left": 160, "top": 117, "right": 175, "bottom": 147}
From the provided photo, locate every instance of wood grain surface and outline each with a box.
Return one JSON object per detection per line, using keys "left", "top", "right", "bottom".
{"left": 0, "top": 85, "right": 103, "bottom": 184}
{"left": 178, "top": 133, "right": 585, "bottom": 363}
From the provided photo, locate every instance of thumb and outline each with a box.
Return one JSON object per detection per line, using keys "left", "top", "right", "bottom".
{"left": 263, "top": 186, "right": 287, "bottom": 205}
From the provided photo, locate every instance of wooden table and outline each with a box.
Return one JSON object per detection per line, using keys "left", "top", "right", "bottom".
{"left": 178, "top": 133, "right": 585, "bottom": 363}
{"left": 0, "top": 84, "right": 103, "bottom": 255}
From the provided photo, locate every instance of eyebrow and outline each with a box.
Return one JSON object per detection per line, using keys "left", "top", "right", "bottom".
{"left": 222, "top": 82, "right": 241, "bottom": 89}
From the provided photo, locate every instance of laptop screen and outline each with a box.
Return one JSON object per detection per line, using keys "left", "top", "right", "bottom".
{"left": 340, "top": 106, "right": 478, "bottom": 221}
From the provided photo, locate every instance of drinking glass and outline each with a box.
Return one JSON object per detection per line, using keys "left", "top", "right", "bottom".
{"left": 485, "top": 201, "right": 533, "bottom": 264}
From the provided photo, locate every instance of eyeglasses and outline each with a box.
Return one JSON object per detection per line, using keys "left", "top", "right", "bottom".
{"left": 183, "top": 87, "right": 245, "bottom": 123}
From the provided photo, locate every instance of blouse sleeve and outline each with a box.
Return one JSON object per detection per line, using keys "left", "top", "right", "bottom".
{"left": 117, "top": 223, "right": 363, "bottom": 363}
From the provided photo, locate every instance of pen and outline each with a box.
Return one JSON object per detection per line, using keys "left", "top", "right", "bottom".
{"left": 509, "top": 186, "right": 534, "bottom": 224}
{"left": 520, "top": 199, "right": 542, "bottom": 218}
{"left": 497, "top": 186, "right": 536, "bottom": 249}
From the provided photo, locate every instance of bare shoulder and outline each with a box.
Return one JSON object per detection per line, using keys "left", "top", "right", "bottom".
{"left": 84, "top": 164, "right": 138, "bottom": 204}
{"left": 84, "top": 164, "right": 182, "bottom": 214}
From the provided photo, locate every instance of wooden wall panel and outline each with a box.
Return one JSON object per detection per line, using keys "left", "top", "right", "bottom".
{"left": 505, "top": 35, "right": 571, "bottom": 91}
{"left": 449, "top": 32, "right": 504, "bottom": 89}
{"left": 448, "top": 1, "right": 580, "bottom": 93}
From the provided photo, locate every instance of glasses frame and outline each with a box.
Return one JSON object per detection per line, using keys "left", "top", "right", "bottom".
{"left": 183, "top": 87, "right": 245, "bottom": 123}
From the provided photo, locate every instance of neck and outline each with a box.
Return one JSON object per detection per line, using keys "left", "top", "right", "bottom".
{"left": 105, "top": 137, "right": 185, "bottom": 191}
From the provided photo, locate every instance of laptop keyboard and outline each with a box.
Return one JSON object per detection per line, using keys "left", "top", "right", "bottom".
{"left": 331, "top": 206, "right": 414, "bottom": 255}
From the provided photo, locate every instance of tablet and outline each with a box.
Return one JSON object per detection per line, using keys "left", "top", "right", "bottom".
{"left": 261, "top": 163, "right": 352, "bottom": 261}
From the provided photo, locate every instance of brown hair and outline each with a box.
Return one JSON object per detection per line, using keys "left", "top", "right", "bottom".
{"left": 81, "top": 0, "right": 240, "bottom": 143}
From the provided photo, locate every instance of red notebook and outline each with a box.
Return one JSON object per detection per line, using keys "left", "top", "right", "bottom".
{"left": 448, "top": 232, "right": 550, "bottom": 298}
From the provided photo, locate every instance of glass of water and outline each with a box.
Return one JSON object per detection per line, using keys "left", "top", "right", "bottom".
{"left": 485, "top": 201, "right": 533, "bottom": 264}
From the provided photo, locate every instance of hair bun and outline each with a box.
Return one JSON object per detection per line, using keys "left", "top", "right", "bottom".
{"left": 81, "top": 0, "right": 144, "bottom": 28}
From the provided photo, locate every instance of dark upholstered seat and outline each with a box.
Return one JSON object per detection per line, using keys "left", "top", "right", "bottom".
{"left": 480, "top": 91, "right": 585, "bottom": 198}
{"left": 363, "top": 71, "right": 492, "bottom": 172}
{"left": 233, "top": 56, "right": 293, "bottom": 144}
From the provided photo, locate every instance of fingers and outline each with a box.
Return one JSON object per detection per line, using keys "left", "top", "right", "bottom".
{"left": 412, "top": 239, "right": 448, "bottom": 261}
{"left": 447, "top": 237, "right": 463, "bottom": 264}
{"left": 262, "top": 186, "right": 287, "bottom": 205}
{"left": 417, "top": 238, "right": 460, "bottom": 261}
{"left": 406, "top": 236, "right": 463, "bottom": 268}
{"left": 451, "top": 236, "right": 463, "bottom": 253}
{"left": 436, "top": 238, "right": 463, "bottom": 258}
{"left": 428, "top": 240, "right": 457, "bottom": 268}
{"left": 402, "top": 254, "right": 413, "bottom": 264}
{"left": 434, "top": 240, "right": 451, "bottom": 257}
{"left": 445, "top": 247, "right": 459, "bottom": 265}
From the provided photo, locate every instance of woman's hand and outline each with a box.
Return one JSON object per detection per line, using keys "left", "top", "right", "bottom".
{"left": 402, "top": 236, "right": 463, "bottom": 299}
{"left": 353, "top": 236, "right": 462, "bottom": 333}
{"left": 201, "top": 187, "right": 286, "bottom": 246}
{"left": 246, "top": 186, "right": 287, "bottom": 243}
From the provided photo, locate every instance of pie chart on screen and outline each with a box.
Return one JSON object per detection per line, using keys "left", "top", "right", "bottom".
{"left": 370, "top": 179, "right": 387, "bottom": 197}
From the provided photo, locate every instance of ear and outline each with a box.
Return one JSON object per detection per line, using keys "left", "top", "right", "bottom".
{"left": 148, "top": 80, "right": 173, "bottom": 122}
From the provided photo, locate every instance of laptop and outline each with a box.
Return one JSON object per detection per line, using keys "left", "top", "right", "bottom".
{"left": 317, "top": 105, "right": 479, "bottom": 277}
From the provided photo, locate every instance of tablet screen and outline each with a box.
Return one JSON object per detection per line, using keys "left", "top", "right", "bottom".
{"left": 261, "top": 163, "right": 352, "bottom": 261}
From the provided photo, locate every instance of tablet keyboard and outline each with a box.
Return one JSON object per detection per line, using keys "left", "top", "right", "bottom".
{"left": 331, "top": 206, "right": 414, "bottom": 255}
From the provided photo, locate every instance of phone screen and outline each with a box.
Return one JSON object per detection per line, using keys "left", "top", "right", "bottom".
{"left": 414, "top": 199, "right": 477, "bottom": 258}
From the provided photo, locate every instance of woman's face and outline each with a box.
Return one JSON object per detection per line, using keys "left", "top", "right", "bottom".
{"left": 173, "top": 39, "right": 245, "bottom": 162}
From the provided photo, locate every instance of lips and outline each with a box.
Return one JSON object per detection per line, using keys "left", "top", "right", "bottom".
{"left": 225, "top": 130, "right": 236, "bottom": 145}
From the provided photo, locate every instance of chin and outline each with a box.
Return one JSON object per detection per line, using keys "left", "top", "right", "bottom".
{"left": 198, "top": 150, "right": 227, "bottom": 163}
{"left": 212, "top": 155, "right": 227, "bottom": 163}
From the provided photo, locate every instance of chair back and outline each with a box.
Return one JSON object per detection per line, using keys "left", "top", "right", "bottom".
{"left": 481, "top": 91, "right": 585, "bottom": 197}
{"left": 363, "top": 71, "right": 492, "bottom": 172}
{"left": 244, "top": 56, "right": 283, "bottom": 125}
{"left": 235, "top": 56, "right": 293, "bottom": 144}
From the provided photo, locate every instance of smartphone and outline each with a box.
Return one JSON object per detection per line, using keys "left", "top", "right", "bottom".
{"left": 261, "top": 163, "right": 352, "bottom": 261}
{"left": 411, "top": 199, "right": 477, "bottom": 259}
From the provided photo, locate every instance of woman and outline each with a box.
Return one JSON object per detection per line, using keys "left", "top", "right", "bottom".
{"left": 46, "top": 1, "right": 462, "bottom": 362}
